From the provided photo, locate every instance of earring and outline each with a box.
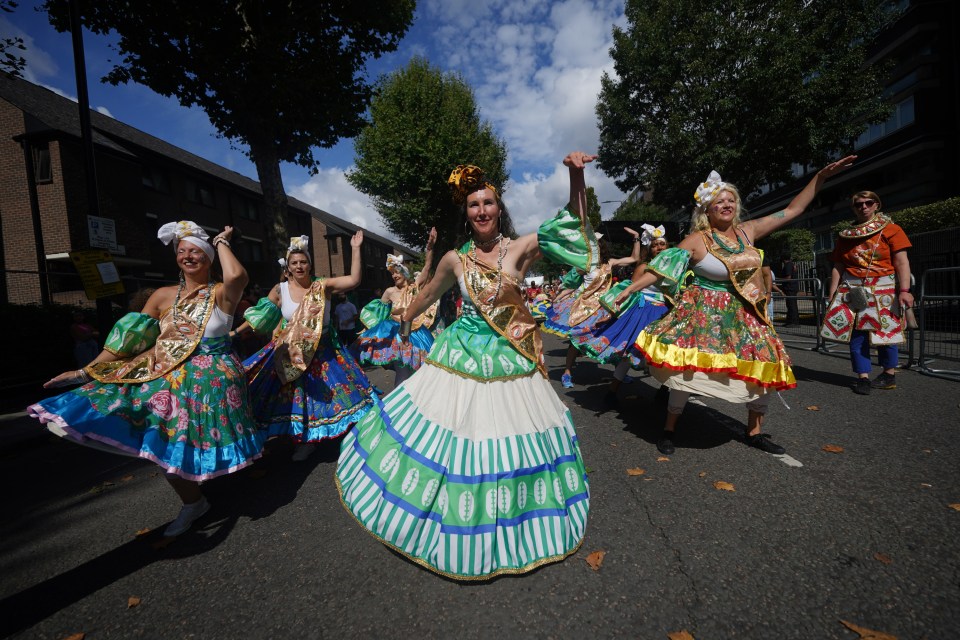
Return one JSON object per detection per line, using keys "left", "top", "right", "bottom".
{"left": 464, "top": 220, "right": 470, "bottom": 237}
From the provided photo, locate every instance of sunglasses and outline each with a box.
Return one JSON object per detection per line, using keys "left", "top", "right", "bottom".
{"left": 853, "top": 199, "right": 877, "bottom": 208}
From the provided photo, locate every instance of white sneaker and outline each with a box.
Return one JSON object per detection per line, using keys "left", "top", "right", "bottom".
{"left": 164, "top": 497, "right": 210, "bottom": 537}
{"left": 291, "top": 443, "right": 317, "bottom": 462}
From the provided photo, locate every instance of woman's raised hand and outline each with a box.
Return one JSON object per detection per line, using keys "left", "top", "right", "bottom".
{"left": 563, "top": 151, "right": 597, "bottom": 169}
{"left": 624, "top": 226, "right": 640, "bottom": 238}
{"left": 818, "top": 155, "right": 857, "bottom": 179}
{"left": 350, "top": 230, "right": 364, "bottom": 248}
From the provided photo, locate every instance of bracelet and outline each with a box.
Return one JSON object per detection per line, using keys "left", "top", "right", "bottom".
{"left": 633, "top": 237, "right": 641, "bottom": 243}
{"left": 399, "top": 320, "right": 412, "bottom": 338}
{"left": 75, "top": 368, "right": 91, "bottom": 383}
{"left": 899, "top": 288, "right": 910, "bottom": 293}
{"left": 213, "top": 237, "right": 231, "bottom": 248}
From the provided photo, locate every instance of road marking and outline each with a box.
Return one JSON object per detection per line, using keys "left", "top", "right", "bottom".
{"left": 775, "top": 454, "right": 804, "bottom": 468}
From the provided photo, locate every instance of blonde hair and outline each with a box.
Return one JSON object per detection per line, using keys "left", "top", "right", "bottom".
{"left": 690, "top": 185, "right": 744, "bottom": 231}
{"left": 851, "top": 190, "right": 882, "bottom": 210}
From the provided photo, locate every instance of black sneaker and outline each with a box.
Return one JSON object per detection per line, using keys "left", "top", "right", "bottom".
{"left": 853, "top": 378, "right": 871, "bottom": 395}
{"left": 870, "top": 372, "right": 896, "bottom": 390}
{"left": 747, "top": 433, "right": 785, "bottom": 455}
{"left": 657, "top": 433, "right": 675, "bottom": 455}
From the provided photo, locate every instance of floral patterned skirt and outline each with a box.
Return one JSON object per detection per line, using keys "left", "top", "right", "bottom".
{"left": 28, "top": 336, "right": 263, "bottom": 481}
{"left": 542, "top": 296, "right": 578, "bottom": 338}
{"left": 244, "top": 332, "right": 377, "bottom": 442}
{"left": 357, "top": 319, "right": 434, "bottom": 370}
{"left": 573, "top": 300, "right": 668, "bottom": 367}
{"left": 636, "top": 286, "right": 796, "bottom": 393}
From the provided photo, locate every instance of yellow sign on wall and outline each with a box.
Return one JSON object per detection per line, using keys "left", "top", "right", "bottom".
{"left": 69, "top": 250, "right": 126, "bottom": 300}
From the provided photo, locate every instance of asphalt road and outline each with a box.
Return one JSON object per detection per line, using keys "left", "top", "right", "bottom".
{"left": 2, "top": 333, "right": 958, "bottom": 639}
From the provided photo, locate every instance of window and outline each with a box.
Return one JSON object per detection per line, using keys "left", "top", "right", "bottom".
{"left": 853, "top": 95, "right": 915, "bottom": 149}
{"left": 237, "top": 198, "right": 259, "bottom": 221}
{"left": 236, "top": 238, "right": 263, "bottom": 263}
{"left": 185, "top": 178, "right": 216, "bottom": 207}
{"left": 141, "top": 166, "right": 170, "bottom": 192}
{"left": 328, "top": 237, "right": 340, "bottom": 255}
{"left": 32, "top": 143, "right": 51, "bottom": 183}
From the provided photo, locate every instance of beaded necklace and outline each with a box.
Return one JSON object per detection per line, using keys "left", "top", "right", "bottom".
{"left": 471, "top": 235, "right": 507, "bottom": 301}
{"left": 474, "top": 233, "right": 503, "bottom": 250}
{"left": 711, "top": 229, "right": 745, "bottom": 254}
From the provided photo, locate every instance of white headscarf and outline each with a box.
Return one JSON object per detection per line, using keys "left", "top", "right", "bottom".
{"left": 385, "top": 254, "right": 410, "bottom": 280}
{"left": 693, "top": 170, "right": 729, "bottom": 208}
{"left": 278, "top": 235, "right": 310, "bottom": 268}
{"left": 157, "top": 220, "right": 214, "bottom": 262}
{"left": 640, "top": 224, "right": 667, "bottom": 246}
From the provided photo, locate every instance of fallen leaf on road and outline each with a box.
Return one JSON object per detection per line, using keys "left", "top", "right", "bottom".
{"left": 134, "top": 528, "right": 151, "bottom": 537}
{"left": 822, "top": 444, "right": 845, "bottom": 454}
{"left": 121, "top": 474, "right": 134, "bottom": 482}
{"left": 102, "top": 481, "right": 115, "bottom": 487}
{"left": 584, "top": 467, "right": 594, "bottom": 474}
{"left": 667, "top": 631, "right": 695, "bottom": 640}
{"left": 948, "top": 504, "right": 960, "bottom": 512}
{"left": 610, "top": 443, "right": 618, "bottom": 448}
{"left": 656, "top": 456, "right": 670, "bottom": 462}
{"left": 63, "top": 634, "right": 85, "bottom": 640}
{"left": 698, "top": 472, "right": 707, "bottom": 478}
{"left": 806, "top": 405, "right": 820, "bottom": 411}
{"left": 626, "top": 467, "right": 646, "bottom": 476}
{"left": 839, "top": 619, "right": 898, "bottom": 639}
{"left": 585, "top": 550, "right": 606, "bottom": 571}
{"left": 873, "top": 552, "right": 893, "bottom": 565}
{"left": 127, "top": 596, "right": 141, "bottom": 608}
{"left": 919, "top": 483, "right": 932, "bottom": 488}
{"left": 922, "top": 449, "right": 932, "bottom": 454}
{"left": 713, "top": 481, "right": 735, "bottom": 492}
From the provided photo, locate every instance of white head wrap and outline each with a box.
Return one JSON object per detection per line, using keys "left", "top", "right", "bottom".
{"left": 157, "top": 220, "right": 214, "bottom": 262}
{"left": 594, "top": 232, "right": 604, "bottom": 241}
{"left": 640, "top": 224, "right": 667, "bottom": 246}
{"left": 385, "top": 254, "right": 410, "bottom": 280}
{"left": 693, "top": 170, "right": 729, "bottom": 208}
{"left": 278, "top": 235, "right": 310, "bottom": 269}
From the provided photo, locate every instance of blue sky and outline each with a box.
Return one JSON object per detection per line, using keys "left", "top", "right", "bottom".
{"left": 2, "top": 0, "right": 630, "bottom": 240}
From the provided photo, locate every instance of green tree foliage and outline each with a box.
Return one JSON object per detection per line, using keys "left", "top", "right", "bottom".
{"left": 1, "top": 1, "right": 26, "bottom": 78}
{"left": 611, "top": 198, "right": 669, "bottom": 223}
{"left": 45, "top": 0, "right": 415, "bottom": 258}
{"left": 758, "top": 228, "right": 815, "bottom": 262}
{"left": 349, "top": 57, "right": 507, "bottom": 258}
{"left": 597, "top": 0, "right": 896, "bottom": 210}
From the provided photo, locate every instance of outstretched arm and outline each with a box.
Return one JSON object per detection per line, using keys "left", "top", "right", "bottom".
{"left": 746, "top": 155, "right": 857, "bottom": 242}
{"left": 415, "top": 227, "right": 437, "bottom": 289}
{"left": 327, "top": 231, "right": 364, "bottom": 294}
{"left": 401, "top": 251, "right": 459, "bottom": 326}
{"left": 213, "top": 226, "right": 249, "bottom": 314}
{"left": 608, "top": 227, "right": 641, "bottom": 267}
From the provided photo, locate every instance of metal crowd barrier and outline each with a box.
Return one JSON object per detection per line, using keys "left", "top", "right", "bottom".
{"left": 917, "top": 266, "right": 960, "bottom": 381}
{"left": 769, "top": 277, "right": 824, "bottom": 349}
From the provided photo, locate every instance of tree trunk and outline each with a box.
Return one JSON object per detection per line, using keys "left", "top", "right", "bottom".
{"left": 252, "top": 145, "right": 289, "bottom": 262}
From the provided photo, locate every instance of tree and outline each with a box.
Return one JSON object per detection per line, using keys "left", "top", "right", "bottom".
{"left": 45, "top": 0, "right": 415, "bottom": 258}
{"left": 597, "top": 0, "right": 896, "bottom": 210}
{"left": 1, "top": 1, "right": 26, "bottom": 78}
{"left": 758, "top": 228, "right": 815, "bottom": 262}
{"left": 611, "top": 198, "right": 668, "bottom": 223}
{"left": 348, "top": 57, "right": 507, "bottom": 257}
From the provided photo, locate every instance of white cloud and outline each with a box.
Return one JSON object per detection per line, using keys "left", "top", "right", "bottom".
{"left": 289, "top": 168, "right": 398, "bottom": 242}
{"left": 95, "top": 105, "right": 113, "bottom": 117}
{"left": 0, "top": 16, "right": 58, "bottom": 82}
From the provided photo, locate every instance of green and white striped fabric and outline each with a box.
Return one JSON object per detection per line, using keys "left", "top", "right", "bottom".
{"left": 337, "top": 380, "right": 589, "bottom": 579}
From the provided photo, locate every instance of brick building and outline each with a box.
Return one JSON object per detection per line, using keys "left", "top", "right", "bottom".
{"left": 0, "top": 73, "right": 417, "bottom": 308}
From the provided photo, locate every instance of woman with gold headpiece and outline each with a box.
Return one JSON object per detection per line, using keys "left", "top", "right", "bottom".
{"left": 616, "top": 157, "right": 857, "bottom": 456}
{"left": 234, "top": 232, "right": 376, "bottom": 462}
{"left": 822, "top": 191, "right": 914, "bottom": 395}
{"left": 336, "top": 152, "right": 594, "bottom": 580}
{"left": 356, "top": 227, "right": 438, "bottom": 388}
{"left": 30, "top": 222, "right": 261, "bottom": 537}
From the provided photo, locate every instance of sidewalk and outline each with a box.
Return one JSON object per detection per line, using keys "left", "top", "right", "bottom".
{"left": 0, "top": 410, "right": 45, "bottom": 451}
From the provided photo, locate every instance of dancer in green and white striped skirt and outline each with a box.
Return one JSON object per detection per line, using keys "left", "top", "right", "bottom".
{"left": 336, "top": 152, "right": 596, "bottom": 579}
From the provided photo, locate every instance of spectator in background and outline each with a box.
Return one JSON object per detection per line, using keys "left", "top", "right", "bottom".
{"left": 778, "top": 254, "right": 799, "bottom": 325}
{"left": 762, "top": 257, "right": 783, "bottom": 322}
{"left": 333, "top": 293, "right": 359, "bottom": 346}
{"left": 69, "top": 310, "right": 100, "bottom": 367}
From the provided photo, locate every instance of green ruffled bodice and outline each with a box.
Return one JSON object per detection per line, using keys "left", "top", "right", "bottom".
{"left": 646, "top": 247, "right": 691, "bottom": 301}
{"left": 425, "top": 302, "right": 538, "bottom": 381}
